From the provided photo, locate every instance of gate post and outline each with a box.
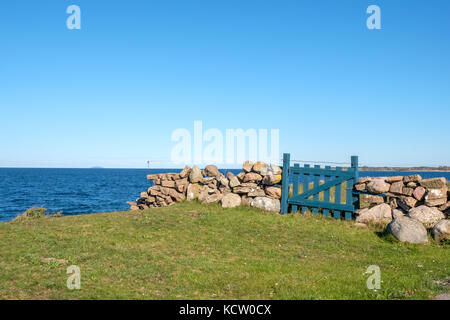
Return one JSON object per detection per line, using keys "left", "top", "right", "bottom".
{"left": 351, "top": 156, "right": 360, "bottom": 211}
{"left": 280, "top": 153, "right": 290, "bottom": 215}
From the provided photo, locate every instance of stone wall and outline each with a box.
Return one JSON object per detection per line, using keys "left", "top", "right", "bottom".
{"left": 355, "top": 175, "right": 449, "bottom": 213}
{"left": 127, "top": 161, "right": 283, "bottom": 212}
{"left": 355, "top": 175, "right": 449, "bottom": 243}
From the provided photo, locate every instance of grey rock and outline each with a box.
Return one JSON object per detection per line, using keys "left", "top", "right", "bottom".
{"left": 221, "top": 193, "right": 242, "bottom": 208}
{"left": 431, "top": 219, "right": 450, "bottom": 242}
{"left": 386, "top": 216, "right": 428, "bottom": 244}
{"left": 408, "top": 205, "right": 445, "bottom": 228}
{"left": 251, "top": 197, "right": 280, "bottom": 212}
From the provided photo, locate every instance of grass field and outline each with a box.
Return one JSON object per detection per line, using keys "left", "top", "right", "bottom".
{"left": 0, "top": 201, "right": 448, "bottom": 300}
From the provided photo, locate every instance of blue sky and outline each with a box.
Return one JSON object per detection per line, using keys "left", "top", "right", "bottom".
{"left": 0, "top": 0, "right": 449, "bottom": 168}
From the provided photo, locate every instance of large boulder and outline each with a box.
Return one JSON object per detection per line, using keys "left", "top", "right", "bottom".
{"left": 408, "top": 205, "right": 445, "bottom": 228}
{"left": 251, "top": 197, "right": 280, "bottom": 212}
{"left": 386, "top": 216, "right": 428, "bottom": 244}
{"left": 355, "top": 203, "right": 392, "bottom": 225}
{"left": 221, "top": 193, "right": 241, "bottom": 208}
{"left": 189, "top": 166, "right": 203, "bottom": 183}
{"left": 204, "top": 165, "right": 220, "bottom": 177}
{"left": 366, "top": 179, "right": 391, "bottom": 194}
{"left": 431, "top": 220, "right": 450, "bottom": 242}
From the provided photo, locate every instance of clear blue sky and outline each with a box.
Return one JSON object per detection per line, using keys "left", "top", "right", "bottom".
{"left": 1, "top": 0, "right": 449, "bottom": 168}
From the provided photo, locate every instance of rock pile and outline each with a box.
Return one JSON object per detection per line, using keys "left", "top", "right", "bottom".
{"left": 355, "top": 174, "right": 450, "bottom": 243}
{"left": 127, "top": 161, "right": 283, "bottom": 212}
{"left": 355, "top": 175, "right": 449, "bottom": 213}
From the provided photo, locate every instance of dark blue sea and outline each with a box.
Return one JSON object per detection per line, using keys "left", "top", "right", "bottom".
{"left": 0, "top": 168, "right": 449, "bottom": 222}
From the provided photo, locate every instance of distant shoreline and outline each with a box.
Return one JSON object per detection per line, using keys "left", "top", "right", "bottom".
{"left": 359, "top": 168, "right": 450, "bottom": 172}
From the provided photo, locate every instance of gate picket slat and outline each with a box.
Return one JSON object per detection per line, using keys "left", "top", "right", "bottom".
{"left": 334, "top": 167, "right": 342, "bottom": 219}
{"left": 323, "top": 166, "right": 331, "bottom": 217}
{"left": 292, "top": 164, "right": 299, "bottom": 213}
{"left": 345, "top": 175, "right": 354, "bottom": 220}
{"left": 312, "top": 165, "right": 320, "bottom": 214}
{"left": 302, "top": 165, "right": 310, "bottom": 214}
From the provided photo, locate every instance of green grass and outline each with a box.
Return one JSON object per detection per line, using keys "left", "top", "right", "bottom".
{"left": 0, "top": 202, "right": 448, "bottom": 300}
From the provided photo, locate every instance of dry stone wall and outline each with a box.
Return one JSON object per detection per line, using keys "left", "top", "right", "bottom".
{"left": 355, "top": 175, "right": 449, "bottom": 214}
{"left": 355, "top": 175, "right": 450, "bottom": 243}
{"left": 127, "top": 161, "right": 282, "bottom": 212}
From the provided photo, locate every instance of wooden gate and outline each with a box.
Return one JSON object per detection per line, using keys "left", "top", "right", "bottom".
{"left": 280, "top": 153, "right": 359, "bottom": 220}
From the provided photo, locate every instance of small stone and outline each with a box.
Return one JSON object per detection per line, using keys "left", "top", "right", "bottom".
{"left": 243, "top": 172, "right": 263, "bottom": 183}
{"left": 408, "top": 205, "right": 445, "bottom": 228}
{"left": 385, "top": 176, "right": 404, "bottom": 183}
{"left": 366, "top": 179, "right": 391, "bottom": 194}
{"left": 421, "top": 177, "right": 447, "bottom": 189}
{"left": 425, "top": 186, "right": 448, "bottom": 200}
{"left": 248, "top": 188, "right": 266, "bottom": 197}
{"left": 233, "top": 186, "right": 252, "bottom": 194}
{"left": 242, "top": 161, "right": 254, "bottom": 173}
{"left": 407, "top": 182, "right": 418, "bottom": 188}
{"left": 161, "top": 180, "right": 175, "bottom": 188}
{"left": 203, "top": 193, "right": 223, "bottom": 204}
{"left": 252, "top": 161, "right": 269, "bottom": 174}
{"left": 236, "top": 172, "right": 246, "bottom": 181}
{"left": 389, "top": 181, "right": 404, "bottom": 194}
{"left": 265, "top": 186, "right": 282, "bottom": 199}
{"left": 179, "top": 165, "right": 191, "bottom": 178}
{"left": 389, "top": 198, "right": 398, "bottom": 209}
{"left": 413, "top": 186, "right": 426, "bottom": 201}
{"left": 262, "top": 174, "right": 282, "bottom": 186}
{"left": 425, "top": 197, "right": 447, "bottom": 207}
{"left": 218, "top": 176, "right": 229, "bottom": 188}
{"left": 229, "top": 176, "right": 241, "bottom": 188}
{"left": 251, "top": 197, "right": 280, "bottom": 212}
{"left": 221, "top": 193, "right": 242, "bottom": 208}
{"left": 398, "top": 196, "right": 418, "bottom": 210}
{"left": 186, "top": 183, "right": 201, "bottom": 201}
{"left": 355, "top": 183, "right": 366, "bottom": 191}
{"left": 431, "top": 219, "right": 450, "bottom": 242}
{"left": 403, "top": 174, "right": 422, "bottom": 184}
{"left": 392, "top": 209, "right": 405, "bottom": 219}
{"left": 401, "top": 187, "right": 414, "bottom": 196}
{"left": 355, "top": 203, "right": 392, "bottom": 225}
{"left": 189, "top": 166, "right": 203, "bottom": 183}
{"left": 439, "top": 202, "right": 450, "bottom": 212}
{"left": 204, "top": 165, "right": 220, "bottom": 177}
{"left": 361, "top": 194, "right": 384, "bottom": 205}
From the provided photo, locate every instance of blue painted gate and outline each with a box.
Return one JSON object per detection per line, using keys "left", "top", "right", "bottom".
{"left": 280, "top": 153, "right": 359, "bottom": 220}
